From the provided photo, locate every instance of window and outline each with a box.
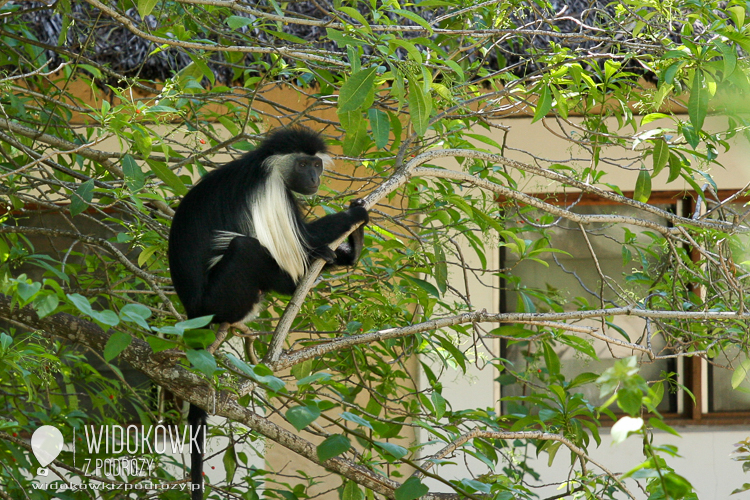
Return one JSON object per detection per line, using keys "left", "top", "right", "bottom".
{"left": 498, "top": 193, "right": 750, "bottom": 424}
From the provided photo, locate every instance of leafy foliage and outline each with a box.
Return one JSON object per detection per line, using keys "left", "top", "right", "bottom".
{"left": 1, "top": 0, "right": 750, "bottom": 499}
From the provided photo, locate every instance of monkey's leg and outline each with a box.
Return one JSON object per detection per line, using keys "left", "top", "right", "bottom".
{"left": 202, "top": 236, "right": 297, "bottom": 323}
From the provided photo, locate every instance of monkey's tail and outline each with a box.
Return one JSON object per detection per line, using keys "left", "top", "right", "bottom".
{"left": 189, "top": 403, "right": 207, "bottom": 500}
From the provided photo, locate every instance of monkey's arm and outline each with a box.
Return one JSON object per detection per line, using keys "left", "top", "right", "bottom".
{"left": 305, "top": 199, "right": 368, "bottom": 267}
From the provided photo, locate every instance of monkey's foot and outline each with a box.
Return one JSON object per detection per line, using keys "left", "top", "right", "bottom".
{"left": 207, "top": 322, "right": 230, "bottom": 353}
{"left": 229, "top": 322, "right": 265, "bottom": 337}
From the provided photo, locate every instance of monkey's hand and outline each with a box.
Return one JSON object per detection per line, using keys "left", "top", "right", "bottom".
{"left": 310, "top": 246, "right": 338, "bottom": 264}
{"left": 348, "top": 198, "right": 369, "bottom": 225}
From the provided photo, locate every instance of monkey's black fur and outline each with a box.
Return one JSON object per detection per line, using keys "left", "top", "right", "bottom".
{"left": 167, "top": 127, "right": 368, "bottom": 500}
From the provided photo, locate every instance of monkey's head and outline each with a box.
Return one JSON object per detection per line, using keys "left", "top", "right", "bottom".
{"left": 260, "top": 127, "right": 333, "bottom": 195}
{"left": 281, "top": 153, "right": 326, "bottom": 195}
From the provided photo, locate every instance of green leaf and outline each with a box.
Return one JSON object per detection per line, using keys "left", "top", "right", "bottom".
{"left": 394, "top": 477, "right": 429, "bottom": 500}
{"left": 341, "top": 112, "right": 370, "bottom": 157}
{"left": 186, "top": 349, "right": 217, "bottom": 377}
{"left": 569, "top": 372, "right": 600, "bottom": 389}
{"left": 175, "top": 62, "right": 205, "bottom": 89}
{"left": 433, "top": 244, "right": 448, "bottom": 295}
{"left": 223, "top": 444, "right": 237, "bottom": 483}
{"left": 336, "top": 6, "right": 371, "bottom": 31}
{"left": 714, "top": 41, "right": 737, "bottom": 78}
{"left": 0, "top": 238, "right": 8, "bottom": 263}
{"left": 119, "top": 303, "right": 152, "bottom": 330}
{"left": 122, "top": 154, "right": 145, "bottom": 191}
{"left": 532, "top": 85, "right": 552, "bottom": 123}
{"left": 188, "top": 55, "right": 215, "bottom": 86}
{"left": 558, "top": 334, "right": 598, "bottom": 360}
{"left": 403, "top": 276, "right": 440, "bottom": 298}
{"left": 67, "top": 293, "right": 95, "bottom": 316}
{"left": 0, "top": 332, "right": 11, "bottom": 351}
{"left": 368, "top": 108, "right": 390, "bottom": 149}
{"left": 617, "top": 387, "right": 643, "bottom": 416}
{"left": 235, "top": 363, "right": 286, "bottom": 393}
{"left": 652, "top": 139, "right": 669, "bottom": 177}
{"left": 137, "top": 0, "right": 158, "bottom": 18}
{"left": 70, "top": 179, "right": 94, "bottom": 217}
{"left": 326, "top": 28, "right": 368, "bottom": 48}
{"left": 338, "top": 67, "right": 377, "bottom": 113}
{"left": 542, "top": 342, "right": 560, "bottom": 375}
{"left": 146, "top": 159, "right": 188, "bottom": 196}
{"left": 176, "top": 316, "right": 214, "bottom": 331}
{"left": 297, "top": 372, "right": 333, "bottom": 386}
{"left": 443, "top": 59, "right": 464, "bottom": 81}
{"left": 17, "top": 281, "right": 41, "bottom": 303}
{"left": 316, "top": 435, "right": 351, "bottom": 462}
{"left": 33, "top": 294, "right": 59, "bottom": 318}
{"left": 390, "top": 9, "right": 433, "bottom": 34}
{"left": 489, "top": 324, "right": 534, "bottom": 338}
{"left": 146, "top": 336, "right": 177, "bottom": 353}
{"left": 728, "top": 5, "right": 746, "bottom": 27}
{"left": 667, "top": 153, "right": 682, "bottom": 183}
{"left": 342, "top": 481, "right": 364, "bottom": 500}
{"left": 731, "top": 358, "right": 750, "bottom": 389}
{"left": 103, "top": 332, "right": 132, "bottom": 362}
{"left": 407, "top": 77, "right": 431, "bottom": 136}
{"left": 390, "top": 39, "right": 422, "bottom": 64}
{"left": 290, "top": 359, "right": 313, "bottom": 381}
{"left": 375, "top": 441, "right": 408, "bottom": 459}
{"left": 67, "top": 292, "right": 119, "bottom": 325}
{"left": 226, "top": 16, "right": 255, "bottom": 30}
{"left": 184, "top": 329, "right": 215, "bottom": 349}
{"left": 286, "top": 405, "right": 321, "bottom": 431}
{"left": 137, "top": 246, "right": 159, "bottom": 267}
{"left": 551, "top": 86, "right": 568, "bottom": 119}
{"left": 634, "top": 168, "right": 651, "bottom": 203}
{"left": 688, "top": 70, "right": 708, "bottom": 131}
{"left": 640, "top": 113, "right": 670, "bottom": 126}
{"left": 649, "top": 417, "right": 680, "bottom": 437}
{"left": 430, "top": 391, "right": 446, "bottom": 419}
{"left": 461, "top": 479, "right": 491, "bottom": 494}
{"left": 340, "top": 411, "right": 373, "bottom": 429}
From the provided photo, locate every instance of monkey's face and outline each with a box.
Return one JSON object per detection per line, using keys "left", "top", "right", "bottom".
{"left": 285, "top": 154, "right": 324, "bottom": 195}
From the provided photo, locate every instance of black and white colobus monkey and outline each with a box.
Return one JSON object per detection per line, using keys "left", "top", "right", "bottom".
{"left": 167, "top": 127, "right": 368, "bottom": 500}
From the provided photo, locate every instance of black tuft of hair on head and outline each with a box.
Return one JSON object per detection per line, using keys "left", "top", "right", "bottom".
{"left": 255, "top": 127, "right": 328, "bottom": 157}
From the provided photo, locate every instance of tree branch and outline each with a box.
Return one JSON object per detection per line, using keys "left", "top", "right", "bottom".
{"left": 269, "top": 307, "right": 750, "bottom": 371}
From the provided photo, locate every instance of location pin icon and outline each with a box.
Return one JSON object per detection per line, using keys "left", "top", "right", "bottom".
{"left": 31, "top": 426, "right": 64, "bottom": 467}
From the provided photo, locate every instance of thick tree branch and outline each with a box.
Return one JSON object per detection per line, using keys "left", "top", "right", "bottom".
{"left": 268, "top": 307, "right": 750, "bottom": 371}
